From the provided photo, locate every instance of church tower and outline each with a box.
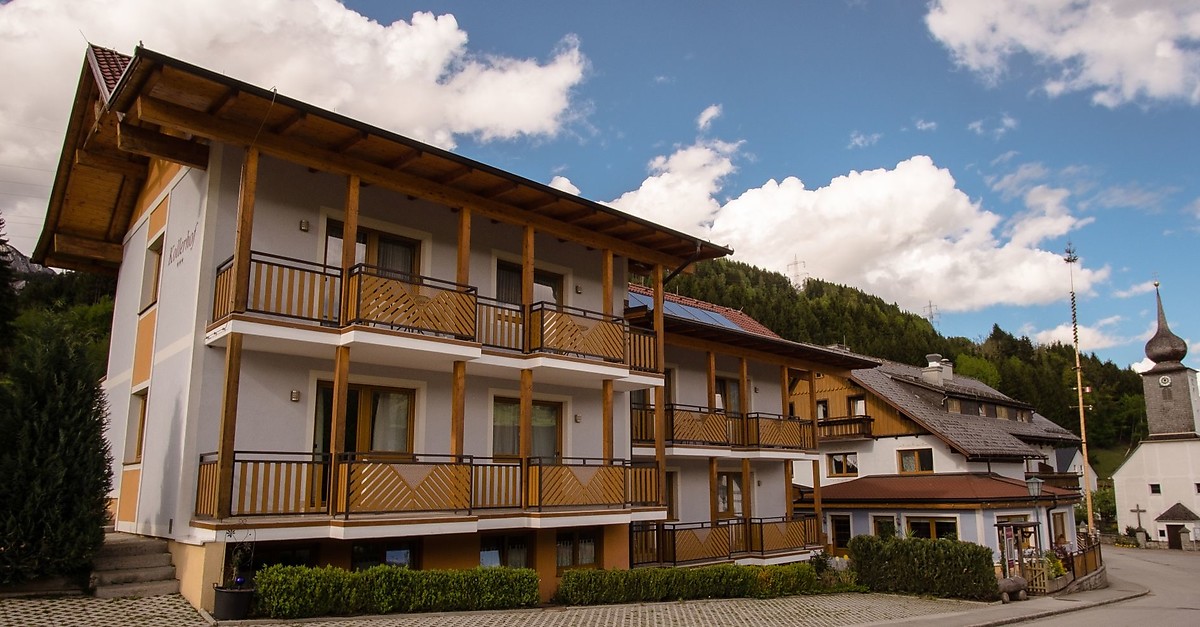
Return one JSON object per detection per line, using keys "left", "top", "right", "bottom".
{"left": 1141, "top": 283, "right": 1199, "bottom": 438}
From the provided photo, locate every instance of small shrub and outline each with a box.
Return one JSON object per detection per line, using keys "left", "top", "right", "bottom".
{"left": 1043, "top": 552, "right": 1066, "bottom": 578}
{"left": 556, "top": 562, "right": 836, "bottom": 606}
{"left": 254, "top": 565, "right": 538, "bottom": 619}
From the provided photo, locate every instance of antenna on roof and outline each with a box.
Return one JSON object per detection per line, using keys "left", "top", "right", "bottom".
{"left": 787, "top": 255, "right": 808, "bottom": 290}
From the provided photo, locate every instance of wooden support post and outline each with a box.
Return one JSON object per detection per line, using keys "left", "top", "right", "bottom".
{"left": 340, "top": 175, "right": 360, "bottom": 322}
{"left": 706, "top": 351, "right": 717, "bottom": 411}
{"left": 456, "top": 207, "right": 471, "bottom": 287}
{"left": 520, "top": 368, "right": 533, "bottom": 509}
{"left": 602, "top": 379, "right": 613, "bottom": 460}
{"left": 215, "top": 333, "right": 243, "bottom": 518}
{"left": 780, "top": 366, "right": 790, "bottom": 416}
{"left": 328, "top": 345, "right": 351, "bottom": 515}
{"left": 522, "top": 226, "right": 535, "bottom": 353}
{"left": 784, "top": 459, "right": 794, "bottom": 519}
{"left": 231, "top": 147, "right": 258, "bottom": 313}
{"left": 652, "top": 265, "right": 665, "bottom": 373}
{"left": 739, "top": 357, "right": 750, "bottom": 445}
{"left": 812, "top": 458, "right": 824, "bottom": 546}
{"left": 601, "top": 249, "right": 613, "bottom": 316}
{"left": 451, "top": 361, "right": 466, "bottom": 456}
{"left": 807, "top": 370, "right": 820, "bottom": 445}
{"left": 709, "top": 457, "right": 719, "bottom": 523}
{"left": 741, "top": 458, "right": 753, "bottom": 543}
{"left": 654, "top": 385, "right": 666, "bottom": 506}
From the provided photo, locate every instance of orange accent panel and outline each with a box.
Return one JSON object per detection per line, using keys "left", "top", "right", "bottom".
{"left": 602, "top": 524, "right": 630, "bottom": 570}
{"left": 147, "top": 196, "right": 169, "bottom": 240}
{"left": 422, "top": 534, "right": 480, "bottom": 570}
{"left": 132, "top": 308, "right": 157, "bottom": 386}
{"left": 117, "top": 467, "right": 141, "bottom": 522}
{"left": 534, "top": 529, "right": 557, "bottom": 603}
{"left": 133, "top": 159, "right": 182, "bottom": 227}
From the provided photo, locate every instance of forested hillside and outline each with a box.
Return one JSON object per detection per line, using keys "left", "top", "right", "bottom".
{"left": 665, "top": 259, "right": 1146, "bottom": 450}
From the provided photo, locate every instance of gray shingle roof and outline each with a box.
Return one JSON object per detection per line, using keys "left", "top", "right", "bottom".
{"left": 850, "top": 360, "right": 1079, "bottom": 460}
{"left": 1156, "top": 502, "right": 1200, "bottom": 522}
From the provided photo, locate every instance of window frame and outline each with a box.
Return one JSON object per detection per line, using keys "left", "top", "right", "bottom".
{"left": 491, "top": 397, "right": 564, "bottom": 460}
{"left": 350, "top": 539, "right": 418, "bottom": 571}
{"left": 898, "top": 448, "right": 934, "bottom": 474}
{"left": 127, "top": 391, "right": 149, "bottom": 463}
{"left": 815, "top": 399, "right": 829, "bottom": 420}
{"left": 906, "top": 516, "right": 958, "bottom": 540}
{"left": 827, "top": 452, "right": 859, "bottom": 477}
{"left": 830, "top": 514, "right": 852, "bottom": 549}
{"left": 715, "top": 471, "right": 744, "bottom": 519}
{"left": 496, "top": 259, "right": 565, "bottom": 306}
{"left": 872, "top": 515, "right": 897, "bottom": 539}
{"left": 139, "top": 235, "right": 164, "bottom": 314}
{"left": 480, "top": 533, "right": 531, "bottom": 569}
{"left": 324, "top": 219, "right": 421, "bottom": 277}
{"left": 1150, "top": 483, "right": 1162, "bottom": 494}
{"left": 555, "top": 528, "right": 599, "bottom": 573}
{"left": 847, "top": 395, "right": 866, "bottom": 417}
{"left": 314, "top": 381, "right": 417, "bottom": 455}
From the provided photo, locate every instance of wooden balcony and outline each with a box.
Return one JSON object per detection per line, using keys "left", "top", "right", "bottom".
{"left": 194, "top": 452, "right": 655, "bottom": 520}
{"left": 211, "top": 251, "right": 656, "bottom": 369}
{"left": 817, "top": 415, "right": 874, "bottom": 440}
{"left": 631, "top": 516, "right": 820, "bottom": 567}
{"left": 1026, "top": 471, "right": 1082, "bottom": 493}
{"left": 631, "top": 404, "right": 815, "bottom": 453}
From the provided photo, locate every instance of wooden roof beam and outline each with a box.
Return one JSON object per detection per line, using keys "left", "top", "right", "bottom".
{"left": 273, "top": 109, "right": 306, "bottom": 135}
{"left": 117, "top": 122, "right": 209, "bottom": 170}
{"left": 481, "top": 180, "right": 519, "bottom": 198}
{"left": 523, "top": 195, "right": 560, "bottom": 212}
{"left": 333, "top": 129, "right": 368, "bottom": 154}
{"left": 387, "top": 148, "right": 422, "bottom": 170}
{"left": 135, "top": 96, "right": 690, "bottom": 270}
{"left": 75, "top": 149, "right": 147, "bottom": 180}
{"left": 435, "top": 165, "right": 472, "bottom": 185}
{"left": 207, "top": 88, "right": 239, "bottom": 115}
{"left": 54, "top": 233, "right": 123, "bottom": 264}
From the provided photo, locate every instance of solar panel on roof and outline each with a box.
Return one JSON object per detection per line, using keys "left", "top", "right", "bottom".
{"left": 627, "top": 290, "right": 744, "bottom": 332}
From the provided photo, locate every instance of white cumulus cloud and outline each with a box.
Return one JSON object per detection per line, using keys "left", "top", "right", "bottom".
{"left": 1033, "top": 315, "right": 1125, "bottom": 350}
{"left": 0, "top": 0, "right": 587, "bottom": 253}
{"left": 847, "top": 131, "right": 882, "bottom": 149}
{"left": 606, "top": 140, "right": 740, "bottom": 235}
{"left": 1113, "top": 280, "right": 1157, "bottom": 298}
{"left": 915, "top": 119, "right": 938, "bottom": 131}
{"left": 926, "top": 0, "right": 1200, "bottom": 107}
{"left": 696, "top": 104, "right": 722, "bottom": 131}
{"left": 548, "top": 175, "right": 580, "bottom": 195}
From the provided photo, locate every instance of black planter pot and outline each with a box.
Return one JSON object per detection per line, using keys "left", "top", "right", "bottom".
{"left": 212, "top": 585, "right": 254, "bottom": 620}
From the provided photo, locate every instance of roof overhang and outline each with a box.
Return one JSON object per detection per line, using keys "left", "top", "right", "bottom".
{"left": 37, "top": 46, "right": 733, "bottom": 274}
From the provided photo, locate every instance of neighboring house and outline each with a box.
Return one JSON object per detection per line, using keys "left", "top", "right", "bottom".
{"left": 1113, "top": 287, "right": 1200, "bottom": 549}
{"left": 793, "top": 354, "right": 1082, "bottom": 557}
{"left": 34, "top": 45, "right": 734, "bottom": 610}
{"left": 622, "top": 286, "right": 877, "bottom": 566}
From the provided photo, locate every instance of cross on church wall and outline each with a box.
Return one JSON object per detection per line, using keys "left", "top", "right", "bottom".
{"left": 1131, "top": 503, "right": 1147, "bottom": 528}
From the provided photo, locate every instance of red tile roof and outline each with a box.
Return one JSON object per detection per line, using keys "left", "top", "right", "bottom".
{"left": 628, "top": 283, "right": 781, "bottom": 339}
{"left": 811, "top": 473, "right": 1078, "bottom": 503}
{"left": 87, "top": 44, "right": 132, "bottom": 98}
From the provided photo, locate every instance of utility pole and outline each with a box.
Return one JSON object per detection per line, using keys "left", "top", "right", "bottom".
{"left": 1065, "top": 244, "right": 1095, "bottom": 538}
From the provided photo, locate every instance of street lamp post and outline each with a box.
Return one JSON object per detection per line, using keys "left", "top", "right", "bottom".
{"left": 1026, "top": 475, "right": 1045, "bottom": 552}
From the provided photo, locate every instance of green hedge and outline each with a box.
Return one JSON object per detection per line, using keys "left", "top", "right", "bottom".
{"left": 847, "top": 535, "right": 998, "bottom": 600}
{"left": 556, "top": 562, "right": 837, "bottom": 605}
{"left": 253, "top": 565, "right": 539, "bottom": 619}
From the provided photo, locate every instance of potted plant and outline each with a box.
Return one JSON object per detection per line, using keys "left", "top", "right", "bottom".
{"left": 212, "top": 531, "right": 255, "bottom": 620}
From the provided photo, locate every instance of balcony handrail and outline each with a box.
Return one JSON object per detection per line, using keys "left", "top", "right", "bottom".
{"left": 819, "top": 414, "right": 874, "bottom": 424}
{"left": 528, "top": 456, "right": 631, "bottom": 467}
{"left": 337, "top": 451, "right": 473, "bottom": 464}
{"left": 528, "top": 300, "right": 624, "bottom": 324}
{"left": 347, "top": 263, "right": 476, "bottom": 294}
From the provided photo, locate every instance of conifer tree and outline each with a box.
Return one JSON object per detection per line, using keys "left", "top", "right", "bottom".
{"left": 0, "top": 310, "right": 113, "bottom": 584}
{"left": 0, "top": 215, "right": 18, "bottom": 365}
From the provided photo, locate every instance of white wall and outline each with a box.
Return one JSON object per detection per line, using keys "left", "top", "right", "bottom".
{"left": 1114, "top": 439, "right": 1200, "bottom": 541}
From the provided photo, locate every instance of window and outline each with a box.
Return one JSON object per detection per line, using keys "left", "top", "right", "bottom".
{"left": 480, "top": 534, "right": 529, "bottom": 568}
{"left": 872, "top": 515, "right": 897, "bottom": 539}
{"left": 139, "top": 236, "right": 163, "bottom": 312}
{"left": 313, "top": 383, "right": 415, "bottom": 454}
{"left": 848, "top": 396, "right": 866, "bottom": 417}
{"left": 1150, "top": 484, "right": 1162, "bottom": 494}
{"left": 1195, "top": 483, "right": 1200, "bottom": 494}
{"left": 898, "top": 448, "right": 934, "bottom": 474}
{"left": 1051, "top": 512, "right": 1068, "bottom": 546}
{"left": 958, "top": 399, "right": 981, "bottom": 416}
{"left": 830, "top": 515, "right": 852, "bottom": 549}
{"left": 816, "top": 400, "right": 829, "bottom": 420}
{"left": 351, "top": 540, "right": 417, "bottom": 570}
{"left": 982, "top": 403, "right": 998, "bottom": 418}
{"left": 716, "top": 472, "right": 743, "bottom": 518}
{"left": 556, "top": 529, "right": 598, "bottom": 571}
{"left": 665, "top": 471, "right": 679, "bottom": 521}
{"left": 492, "top": 398, "right": 562, "bottom": 458}
{"left": 496, "top": 260, "right": 563, "bottom": 305}
{"left": 828, "top": 452, "right": 859, "bottom": 477}
{"left": 715, "top": 377, "right": 743, "bottom": 415}
{"left": 325, "top": 220, "right": 418, "bottom": 276}
{"left": 126, "top": 392, "right": 149, "bottom": 463}
{"left": 908, "top": 517, "right": 957, "bottom": 540}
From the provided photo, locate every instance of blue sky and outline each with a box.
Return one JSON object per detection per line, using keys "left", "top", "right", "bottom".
{"left": 2, "top": 0, "right": 1197, "bottom": 371}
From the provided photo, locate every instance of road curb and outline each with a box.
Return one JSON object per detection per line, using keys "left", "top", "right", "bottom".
{"left": 963, "top": 587, "right": 1150, "bottom": 627}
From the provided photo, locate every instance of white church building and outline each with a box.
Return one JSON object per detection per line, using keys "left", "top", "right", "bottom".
{"left": 1113, "top": 285, "right": 1200, "bottom": 549}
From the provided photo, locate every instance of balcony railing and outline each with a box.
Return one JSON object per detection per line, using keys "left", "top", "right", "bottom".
{"left": 346, "top": 265, "right": 476, "bottom": 339}
{"left": 817, "top": 415, "right": 874, "bottom": 440}
{"left": 529, "top": 302, "right": 625, "bottom": 363}
{"left": 213, "top": 252, "right": 341, "bottom": 325}
{"left": 631, "top": 405, "right": 815, "bottom": 452}
{"left": 632, "top": 516, "right": 822, "bottom": 567}
{"left": 1026, "top": 471, "right": 1082, "bottom": 493}
{"left": 194, "top": 452, "right": 654, "bottom": 518}
{"left": 211, "top": 250, "right": 656, "bottom": 369}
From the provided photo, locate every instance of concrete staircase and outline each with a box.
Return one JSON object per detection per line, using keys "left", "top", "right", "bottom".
{"left": 91, "top": 532, "right": 180, "bottom": 598}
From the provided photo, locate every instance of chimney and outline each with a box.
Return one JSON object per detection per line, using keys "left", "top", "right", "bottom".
{"left": 921, "top": 353, "right": 943, "bottom": 386}
{"left": 940, "top": 358, "right": 954, "bottom": 381}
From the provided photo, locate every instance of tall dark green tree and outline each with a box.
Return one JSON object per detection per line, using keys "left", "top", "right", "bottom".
{"left": 0, "top": 310, "right": 113, "bottom": 584}
{"left": 0, "top": 215, "right": 18, "bottom": 365}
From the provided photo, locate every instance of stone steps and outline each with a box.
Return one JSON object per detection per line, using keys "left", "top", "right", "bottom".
{"left": 91, "top": 532, "right": 178, "bottom": 599}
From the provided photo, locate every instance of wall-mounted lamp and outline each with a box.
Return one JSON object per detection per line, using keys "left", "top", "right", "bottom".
{"left": 299, "top": 219, "right": 310, "bottom": 232}
{"left": 574, "top": 414, "right": 582, "bottom": 423}
{"left": 290, "top": 390, "right": 301, "bottom": 402}
{"left": 575, "top": 285, "right": 583, "bottom": 295}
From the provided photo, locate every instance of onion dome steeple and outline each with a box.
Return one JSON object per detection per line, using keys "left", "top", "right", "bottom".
{"left": 1145, "top": 282, "right": 1187, "bottom": 368}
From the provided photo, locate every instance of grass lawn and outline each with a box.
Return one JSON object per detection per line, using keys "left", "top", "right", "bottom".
{"left": 1089, "top": 446, "right": 1132, "bottom": 480}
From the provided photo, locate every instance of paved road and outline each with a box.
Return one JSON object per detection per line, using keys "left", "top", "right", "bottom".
{"left": 1020, "top": 546, "right": 1200, "bottom": 626}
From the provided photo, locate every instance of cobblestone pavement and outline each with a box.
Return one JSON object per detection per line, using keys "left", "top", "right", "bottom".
{"left": 0, "top": 593, "right": 981, "bottom": 627}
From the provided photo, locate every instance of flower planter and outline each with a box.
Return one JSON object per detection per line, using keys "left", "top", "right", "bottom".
{"left": 212, "top": 586, "right": 254, "bottom": 620}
